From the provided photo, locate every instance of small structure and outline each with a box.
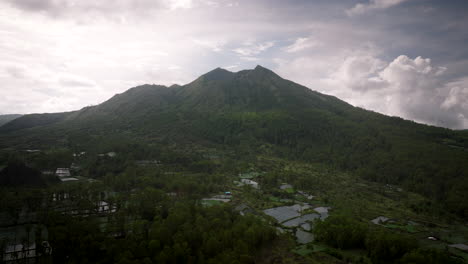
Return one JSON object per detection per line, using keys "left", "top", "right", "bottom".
{"left": 298, "top": 191, "right": 314, "bottom": 200}
{"left": 24, "top": 149, "right": 41, "bottom": 153}
{"left": 449, "top": 244, "right": 468, "bottom": 251}
{"left": 263, "top": 204, "right": 310, "bottom": 223}
{"left": 371, "top": 216, "right": 390, "bottom": 225}
{"left": 235, "top": 204, "right": 255, "bottom": 216}
{"left": 98, "top": 152, "right": 116, "bottom": 158}
{"left": 55, "top": 168, "right": 71, "bottom": 178}
{"left": 240, "top": 179, "right": 259, "bottom": 188}
{"left": 73, "top": 152, "right": 86, "bottom": 157}
{"left": 3, "top": 241, "right": 52, "bottom": 263}
{"left": 314, "top": 207, "right": 331, "bottom": 220}
{"left": 280, "top": 184, "right": 293, "bottom": 190}
{"left": 97, "top": 201, "right": 116, "bottom": 213}
{"left": 59, "top": 177, "right": 79, "bottom": 182}
{"left": 427, "top": 236, "right": 438, "bottom": 241}
{"left": 296, "top": 229, "right": 314, "bottom": 244}
{"left": 213, "top": 194, "right": 231, "bottom": 200}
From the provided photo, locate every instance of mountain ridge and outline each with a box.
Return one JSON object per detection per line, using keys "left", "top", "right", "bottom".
{"left": 0, "top": 114, "right": 23, "bottom": 127}
{"left": 0, "top": 65, "right": 350, "bottom": 131}
{"left": 0, "top": 66, "right": 467, "bottom": 218}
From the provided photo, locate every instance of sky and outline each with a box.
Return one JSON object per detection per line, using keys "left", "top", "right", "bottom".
{"left": 1, "top": 0, "right": 468, "bottom": 129}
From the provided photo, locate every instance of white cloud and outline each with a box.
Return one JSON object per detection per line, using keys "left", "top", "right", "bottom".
{"left": 277, "top": 54, "right": 468, "bottom": 129}
{"left": 166, "top": 0, "right": 193, "bottom": 10}
{"left": 233, "top": 41, "right": 274, "bottom": 56}
{"left": 283, "top": 37, "right": 321, "bottom": 53}
{"left": 240, "top": 56, "right": 260, "bottom": 61}
{"left": 192, "top": 38, "right": 225, "bottom": 52}
{"left": 332, "top": 55, "right": 387, "bottom": 91}
{"left": 2, "top": 0, "right": 192, "bottom": 16}
{"left": 346, "top": 0, "right": 409, "bottom": 16}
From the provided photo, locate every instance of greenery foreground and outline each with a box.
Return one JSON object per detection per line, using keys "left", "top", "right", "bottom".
{"left": 0, "top": 141, "right": 467, "bottom": 264}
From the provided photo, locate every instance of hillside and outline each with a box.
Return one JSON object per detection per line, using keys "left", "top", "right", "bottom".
{"left": 0, "top": 65, "right": 467, "bottom": 218}
{"left": 0, "top": 114, "right": 22, "bottom": 127}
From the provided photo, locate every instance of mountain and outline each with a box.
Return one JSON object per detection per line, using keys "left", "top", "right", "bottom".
{"left": 0, "top": 114, "right": 22, "bottom": 127}
{"left": 1, "top": 65, "right": 467, "bottom": 217}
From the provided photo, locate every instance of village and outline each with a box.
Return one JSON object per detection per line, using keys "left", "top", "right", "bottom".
{"left": 1, "top": 149, "right": 468, "bottom": 263}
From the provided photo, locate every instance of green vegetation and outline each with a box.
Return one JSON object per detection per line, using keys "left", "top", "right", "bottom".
{"left": 45, "top": 202, "right": 276, "bottom": 263}
{"left": 0, "top": 66, "right": 467, "bottom": 263}
{"left": 314, "top": 215, "right": 462, "bottom": 264}
{"left": 0, "top": 159, "right": 45, "bottom": 186}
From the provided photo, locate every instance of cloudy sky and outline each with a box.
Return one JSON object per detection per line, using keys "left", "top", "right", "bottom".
{"left": 1, "top": 0, "right": 468, "bottom": 129}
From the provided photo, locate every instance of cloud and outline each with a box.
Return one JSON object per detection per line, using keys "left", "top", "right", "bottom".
{"left": 283, "top": 37, "right": 321, "bottom": 53}
{"left": 346, "top": 0, "right": 409, "bottom": 16}
{"left": 0, "top": 62, "right": 104, "bottom": 114}
{"left": 59, "top": 74, "right": 98, "bottom": 87}
{"left": 1, "top": 0, "right": 200, "bottom": 19}
{"left": 439, "top": 78, "right": 468, "bottom": 128}
{"left": 277, "top": 54, "right": 468, "bottom": 129}
{"left": 331, "top": 55, "right": 387, "bottom": 91}
{"left": 192, "top": 38, "right": 225, "bottom": 52}
{"left": 166, "top": 0, "right": 193, "bottom": 10}
{"left": 233, "top": 41, "right": 274, "bottom": 56}
{"left": 375, "top": 55, "right": 465, "bottom": 128}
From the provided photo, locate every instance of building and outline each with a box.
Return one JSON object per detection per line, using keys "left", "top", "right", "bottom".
{"left": 55, "top": 168, "right": 71, "bottom": 178}
{"left": 240, "top": 179, "right": 259, "bottom": 188}
{"left": 2, "top": 241, "right": 52, "bottom": 263}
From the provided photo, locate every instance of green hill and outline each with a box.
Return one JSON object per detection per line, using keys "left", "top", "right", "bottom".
{"left": 1, "top": 65, "right": 467, "bottom": 218}
{"left": 0, "top": 114, "right": 22, "bottom": 127}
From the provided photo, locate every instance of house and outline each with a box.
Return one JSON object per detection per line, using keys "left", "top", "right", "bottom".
{"left": 55, "top": 168, "right": 71, "bottom": 178}
{"left": 240, "top": 179, "right": 259, "bottom": 188}
{"left": 2, "top": 241, "right": 52, "bottom": 263}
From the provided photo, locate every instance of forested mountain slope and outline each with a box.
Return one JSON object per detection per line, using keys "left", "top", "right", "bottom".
{"left": 1, "top": 65, "right": 467, "bottom": 217}
{"left": 0, "top": 114, "right": 22, "bottom": 127}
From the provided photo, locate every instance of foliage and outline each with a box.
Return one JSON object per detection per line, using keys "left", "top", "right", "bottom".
{"left": 45, "top": 202, "right": 276, "bottom": 264}
{"left": 314, "top": 214, "right": 368, "bottom": 249}
{"left": 312, "top": 214, "right": 461, "bottom": 264}
{"left": 399, "top": 248, "right": 462, "bottom": 264}
{"left": 0, "top": 159, "right": 45, "bottom": 186}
